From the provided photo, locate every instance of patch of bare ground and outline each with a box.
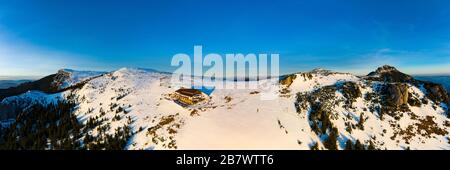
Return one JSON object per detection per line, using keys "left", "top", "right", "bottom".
{"left": 190, "top": 109, "right": 199, "bottom": 116}
{"left": 146, "top": 113, "right": 183, "bottom": 149}
{"left": 249, "top": 91, "right": 260, "bottom": 95}
{"left": 224, "top": 96, "right": 232, "bottom": 103}
{"left": 392, "top": 116, "right": 448, "bottom": 143}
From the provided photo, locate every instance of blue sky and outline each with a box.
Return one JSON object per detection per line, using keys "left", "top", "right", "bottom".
{"left": 1, "top": 0, "right": 450, "bottom": 78}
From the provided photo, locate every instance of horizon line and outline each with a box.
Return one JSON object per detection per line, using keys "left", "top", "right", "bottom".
{"left": 2, "top": 66, "right": 450, "bottom": 80}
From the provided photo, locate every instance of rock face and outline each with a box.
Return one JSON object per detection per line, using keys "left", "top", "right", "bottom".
{"left": 52, "top": 69, "right": 72, "bottom": 89}
{"left": 280, "top": 74, "right": 297, "bottom": 87}
{"left": 423, "top": 82, "right": 450, "bottom": 104}
{"left": 385, "top": 83, "right": 409, "bottom": 107}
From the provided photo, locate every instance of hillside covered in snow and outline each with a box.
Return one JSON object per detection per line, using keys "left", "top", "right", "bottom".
{"left": 0, "top": 65, "right": 449, "bottom": 150}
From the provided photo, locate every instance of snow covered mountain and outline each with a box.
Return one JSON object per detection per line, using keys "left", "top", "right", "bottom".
{"left": 0, "top": 69, "right": 105, "bottom": 122}
{"left": 53, "top": 69, "right": 107, "bottom": 90}
{"left": 0, "top": 65, "right": 449, "bottom": 150}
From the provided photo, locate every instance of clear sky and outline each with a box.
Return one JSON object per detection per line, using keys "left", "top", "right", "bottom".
{"left": 1, "top": 0, "right": 450, "bottom": 78}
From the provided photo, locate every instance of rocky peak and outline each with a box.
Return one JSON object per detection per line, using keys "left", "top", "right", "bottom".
{"left": 367, "top": 65, "right": 400, "bottom": 76}
{"left": 367, "top": 65, "right": 414, "bottom": 83}
{"left": 55, "top": 69, "right": 80, "bottom": 81}
{"left": 374, "top": 65, "right": 398, "bottom": 74}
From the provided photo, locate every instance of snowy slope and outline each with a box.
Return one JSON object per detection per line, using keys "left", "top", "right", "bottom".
{"left": 55, "top": 69, "right": 106, "bottom": 90}
{"left": 0, "top": 91, "right": 65, "bottom": 123}
{"left": 68, "top": 68, "right": 313, "bottom": 149}
{"left": 288, "top": 69, "right": 359, "bottom": 94}
{"left": 69, "top": 67, "right": 449, "bottom": 150}
{"left": 1, "top": 91, "right": 63, "bottom": 105}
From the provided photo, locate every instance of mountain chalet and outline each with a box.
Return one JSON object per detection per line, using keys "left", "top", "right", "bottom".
{"left": 172, "top": 88, "right": 207, "bottom": 105}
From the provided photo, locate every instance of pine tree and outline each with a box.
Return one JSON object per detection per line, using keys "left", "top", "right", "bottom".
{"left": 310, "top": 122, "right": 320, "bottom": 135}
{"left": 358, "top": 113, "right": 365, "bottom": 130}
{"left": 354, "top": 140, "right": 365, "bottom": 150}
{"left": 447, "top": 108, "right": 449, "bottom": 119}
{"left": 345, "top": 122, "right": 352, "bottom": 134}
{"left": 324, "top": 128, "right": 338, "bottom": 150}
{"left": 345, "top": 140, "right": 354, "bottom": 150}
{"left": 0, "top": 101, "right": 83, "bottom": 150}
{"left": 310, "top": 142, "right": 320, "bottom": 150}
{"left": 367, "top": 141, "right": 376, "bottom": 150}
{"left": 321, "top": 112, "right": 330, "bottom": 134}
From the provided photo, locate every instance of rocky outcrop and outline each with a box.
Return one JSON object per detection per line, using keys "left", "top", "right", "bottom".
{"left": 380, "top": 83, "right": 411, "bottom": 116}
{"left": 423, "top": 82, "right": 449, "bottom": 104}
{"left": 52, "top": 69, "right": 72, "bottom": 89}
{"left": 295, "top": 86, "right": 337, "bottom": 114}
{"left": 407, "top": 93, "right": 422, "bottom": 107}
{"left": 280, "top": 74, "right": 297, "bottom": 87}
{"left": 385, "top": 83, "right": 409, "bottom": 107}
{"left": 299, "top": 73, "right": 313, "bottom": 81}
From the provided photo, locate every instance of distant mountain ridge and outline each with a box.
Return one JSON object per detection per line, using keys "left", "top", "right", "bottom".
{"left": 0, "top": 69, "right": 106, "bottom": 101}
{"left": 0, "top": 80, "right": 32, "bottom": 89}
{"left": 415, "top": 75, "right": 450, "bottom": 92}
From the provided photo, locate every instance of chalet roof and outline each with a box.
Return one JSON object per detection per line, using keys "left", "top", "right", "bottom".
{"left": 175, "top": 88, "right": 202, "bottom": 97}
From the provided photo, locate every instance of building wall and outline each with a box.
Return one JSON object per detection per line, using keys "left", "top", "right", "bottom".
{"left": 173, "top": 91, "right": 206, "bottom": 105}
{"left": 178, "top": 95, "right": 194, "bottom": 105}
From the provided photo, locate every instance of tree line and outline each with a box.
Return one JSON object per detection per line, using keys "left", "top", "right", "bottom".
{"left": 0, "top": 101, "right": 132, "bottom": 150}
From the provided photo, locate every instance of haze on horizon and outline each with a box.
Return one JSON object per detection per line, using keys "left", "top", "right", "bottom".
{"left": 1, "top": 0, "right": 450, "bottom": 78}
